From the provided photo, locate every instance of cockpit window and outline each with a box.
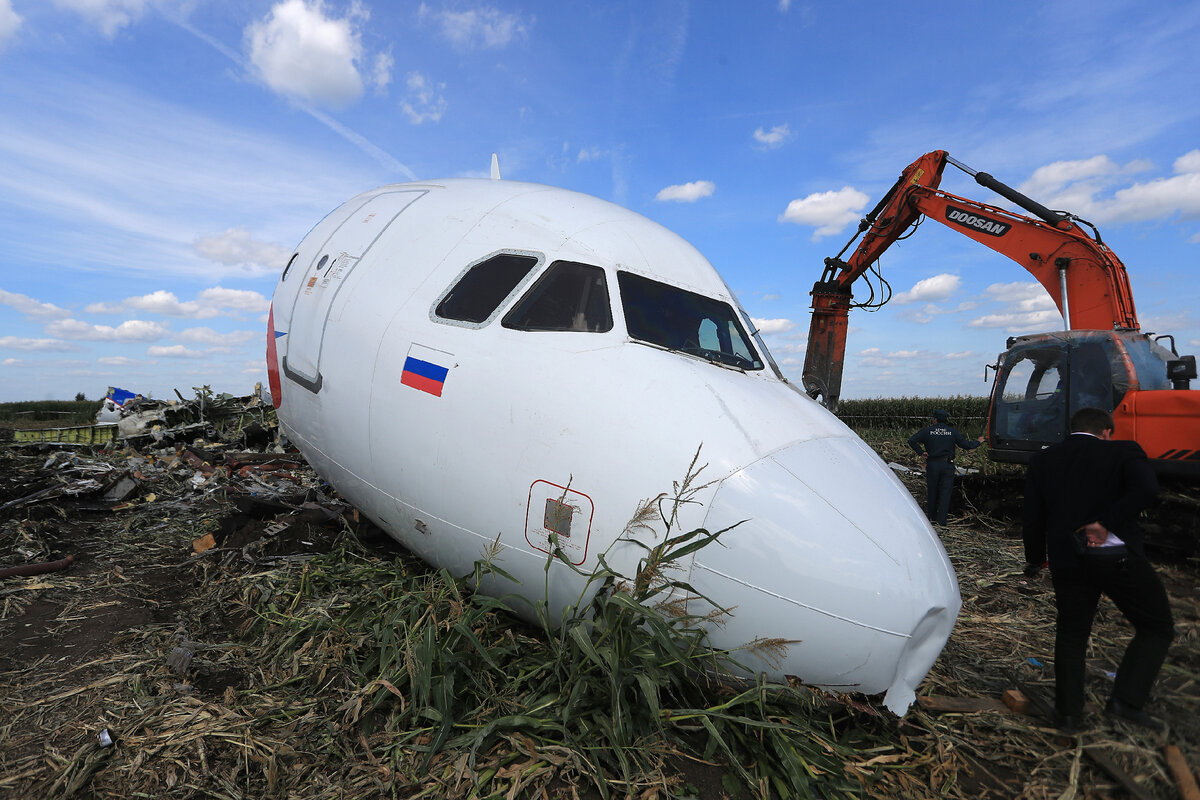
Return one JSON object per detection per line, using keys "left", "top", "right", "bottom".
{"left": 502, "top": 261, "right": 613, "bottom": 332}
{"left": 618, "top": 271, "right": 763, "bottom": 370}
{"left": 436, "top": 253, "right": 539, "bottom": 324}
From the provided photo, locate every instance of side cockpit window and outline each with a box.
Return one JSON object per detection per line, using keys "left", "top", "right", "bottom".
{"left": 618, "top": 271, "right": 763, "bottom": 370}
{"left": 435, "top": 253, "right": 539, "bottom": 324}
{"left": 502, "top": 261, "right": 613, "bottom": 332}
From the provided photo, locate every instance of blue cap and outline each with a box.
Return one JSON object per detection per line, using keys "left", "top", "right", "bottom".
{"left": 933, "top": 409, "right": 949, "bottom": 422}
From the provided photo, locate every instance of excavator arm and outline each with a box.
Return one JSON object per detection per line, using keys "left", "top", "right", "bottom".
{"left": 801, "top": 150, "right": 1139, "bottom": 408}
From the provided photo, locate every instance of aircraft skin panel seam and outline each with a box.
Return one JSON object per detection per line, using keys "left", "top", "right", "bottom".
{"left": 692, "top": 561, "right": 910, "bottom": 638}
{"left": 291, "top": 429, "right": 543, "bottom": 561}
{"left": 769, "top": 453, "right": 904, "bottom": 569}
{"left": 286, "top": 195, "right": 374, "bottom": 322}
{"left": 310, "top": 193, "right": 428, "bottom": 375}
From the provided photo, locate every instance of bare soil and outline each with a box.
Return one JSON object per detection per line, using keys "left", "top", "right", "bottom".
{"left": 1, "top": 435, "right": 1197, "bottom": 799}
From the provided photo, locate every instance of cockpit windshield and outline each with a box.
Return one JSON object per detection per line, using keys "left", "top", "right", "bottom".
{"left": 618, "top": 271, "right": 763, "bottom": 370}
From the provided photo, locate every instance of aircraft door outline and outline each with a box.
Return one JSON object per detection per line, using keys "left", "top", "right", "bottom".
{"left": 283, "top": 190, "right": 427, "bottom": 393}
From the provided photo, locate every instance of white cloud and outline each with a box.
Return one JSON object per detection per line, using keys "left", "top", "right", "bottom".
{"left": 53, "top": 0, "right": 147, "bottom": 38}
{"left": 0, "top": 336, "right": 77, "bottom": 352}
{"left": 968, "top": 281, "right": 1061, "bottom": 330}
{"left": 779, "top": 186, "right": 868, "bottom": 239}
{"left": 753, "top": 124, "right": 791, "bottom": 149}
{"left": 967, "top": 310, "right": 1064, "bottom": 330}
{"left": 858, "top": 347, "right": 892, "bottom": 368}
{"left": 656, "top": 181, "right": 715, "bottom": 203}
{"left": 85, "top": 290, "right": 210, "bottom": 319}
{"left": 1020, "top": 155, "right": 1119, "bottom": 198}
{"left": 0, "top": 0, "right": 20, "bottom": 49}
{"left": 577, "top": 147, "right": 606, "bottom": 163}
{"left": 750, "top": 317, "right": 795, "bottom": 334}
{"left": 1104, "top": 157, "right": 1200, "bottom": 222}
{"left": 1018, "top": 150, "right": 1200, "bottom": 225}
{"left": 893, "top": 274, "right": 961, "bottom": 305}
{"left": 420, "top": 3, "right": 531, "bottom": 50}
{"left": 198, "top": 287, "right": 270, "bottom": 314}
{"left": 46, "top": 319, "right": 168, "bottom": 342}
{"left": 178, "top": 327, "right": 257, "bottom": 346}
{"left": 147, "top": 344, "right": 206, "bottom": 358}
{"left": 1176, "top": 150, "right": 1200, "bottom": 174}
{"left": 982, "top": 281, "right": 1056, "bottom": 312}
{"left": 193, "top": 227, "right": 292, "bottom": 270}
{"left": 83, "top": 288, "right": 269, "bottom": 319}
{"left": 131, "top": 290, "right": 213, "bottom": 317}
{"left": 371, "top": 51, "right": 394, "bottom": 92}
{"left": 0, "top": 289, "right": 71, "bottom": 319}
{"left": 400, "top": 71, "right": 448, "bottom": 124}
{"left": 945, "top": 281, "right": 1060, "bottom": 331}
{"left": 97, "top": 356, "right": 139, "bottom": 366}
{"left": 246, "top": 0, "right": 367, "bottom": 109}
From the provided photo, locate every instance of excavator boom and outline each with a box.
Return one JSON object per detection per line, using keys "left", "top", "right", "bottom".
{"left": 800, "top": 149, "right": 1200, "bottom": 477}
{"left": 802, "top": 150, "right": 1138, "bottom": 408}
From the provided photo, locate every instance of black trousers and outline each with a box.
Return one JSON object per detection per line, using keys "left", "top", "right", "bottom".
{"left": 1050, "top": 553, "right": 1175, "bottom": 718}
{"left": 925, "top": 459, "right": 955, "bottom": 525}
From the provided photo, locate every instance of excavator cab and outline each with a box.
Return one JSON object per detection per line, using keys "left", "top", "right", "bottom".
{"left": 987, "top": 330, "right": 1178, "bottom": 464}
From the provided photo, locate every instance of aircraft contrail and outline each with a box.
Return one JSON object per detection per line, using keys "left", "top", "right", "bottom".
{"left": 168, "top": 13, "right": 417, "bottom": 181}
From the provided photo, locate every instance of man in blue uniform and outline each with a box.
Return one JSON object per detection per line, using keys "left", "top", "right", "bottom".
{"left": 907, "top": 409, "right": 985, "bottom": 525}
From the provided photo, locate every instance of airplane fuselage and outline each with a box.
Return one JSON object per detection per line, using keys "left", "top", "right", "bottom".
{"left": 268, "top": 178, "right": 960, "bottom": 713}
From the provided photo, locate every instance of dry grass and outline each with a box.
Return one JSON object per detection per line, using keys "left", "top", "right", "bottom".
{"left": 1, "top": 418, "right": 1198, "bottom": 799}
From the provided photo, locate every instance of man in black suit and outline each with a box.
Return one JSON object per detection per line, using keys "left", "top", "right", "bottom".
{"left": 1023, "top": 407, "right": 1174, "bottom": 732}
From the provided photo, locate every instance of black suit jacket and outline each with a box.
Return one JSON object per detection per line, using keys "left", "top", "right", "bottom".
{"left": 1022, "top": 433, "right": 1158, "bottom": 570}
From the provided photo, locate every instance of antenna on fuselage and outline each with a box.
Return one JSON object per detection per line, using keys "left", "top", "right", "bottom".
{"left": 490, "top": 153, "right": 501, "bottom": 180}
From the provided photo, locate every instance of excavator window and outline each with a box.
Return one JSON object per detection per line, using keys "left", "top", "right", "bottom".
{"left": 1124, "top": 336, "right": 1174, "bottom": 392}
{"left": 1067, "top": 340, "right": 1118, "bottom": 411}
{"left": 993, "top": 345, "right": 1068, "bottom": 444}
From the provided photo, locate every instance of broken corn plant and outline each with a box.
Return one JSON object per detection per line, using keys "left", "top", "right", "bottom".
{"left": 247, "top": 454, "right": 864, "bottom": 799}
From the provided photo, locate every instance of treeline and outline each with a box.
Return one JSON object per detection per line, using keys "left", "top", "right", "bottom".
{"left": 0, "top": 400, "right": 103, "bottom": 425}
{"left": 835, "top": 395, "right": 991, "bottom": 434}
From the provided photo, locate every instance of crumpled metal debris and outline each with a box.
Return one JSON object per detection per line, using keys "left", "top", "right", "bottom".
{"left": 2, "top": 385, "right": 346, "bottom": 577}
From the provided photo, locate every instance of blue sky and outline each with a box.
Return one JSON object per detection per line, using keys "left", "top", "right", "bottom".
{"left": 1, "top": 0, "right": 1197, "bottom": 403}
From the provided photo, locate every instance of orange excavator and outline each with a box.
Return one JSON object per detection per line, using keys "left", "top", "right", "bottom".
{"left": 802, "top": 150, "right": 1200, "bottom": 476}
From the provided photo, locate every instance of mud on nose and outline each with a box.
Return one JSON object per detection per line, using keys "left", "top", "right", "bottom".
{"left": 694, "top": 435, "right": 960, "bottom": 713}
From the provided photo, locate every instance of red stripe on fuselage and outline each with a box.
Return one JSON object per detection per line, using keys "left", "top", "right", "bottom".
{"left": 266, "top": 305, "right": 282, "bottom": 409}
{"left": 401, "top": 371, "right": 444, "bottom": 397}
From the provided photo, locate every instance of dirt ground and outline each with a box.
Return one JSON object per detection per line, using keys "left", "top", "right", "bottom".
{"left": 1, "top": 433, "right": 1197, "bottom": 799}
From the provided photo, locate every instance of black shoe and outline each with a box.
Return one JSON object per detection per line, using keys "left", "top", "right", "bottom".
{"left": 1057, "top": 714, "right": 1083, "bottom": 734}
{"left": 1105, "top": 698, "right": 1164, "bottom": 732}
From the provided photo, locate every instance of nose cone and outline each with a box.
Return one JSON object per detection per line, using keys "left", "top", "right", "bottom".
{"left": 695, "top": 436, "right": 960, "bottom": 714}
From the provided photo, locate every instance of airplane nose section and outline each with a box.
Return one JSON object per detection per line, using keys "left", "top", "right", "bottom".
{"left": 695, "top": 436, "right": 960, "bottom": 714}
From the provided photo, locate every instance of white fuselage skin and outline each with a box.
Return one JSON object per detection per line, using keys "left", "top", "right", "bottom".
{"left": 268, "top": 178, "right": 960, "bottom": 714}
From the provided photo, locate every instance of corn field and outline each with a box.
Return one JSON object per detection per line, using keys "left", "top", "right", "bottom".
{"left": 836, "top": 395, "right": 991, "bottom": 436}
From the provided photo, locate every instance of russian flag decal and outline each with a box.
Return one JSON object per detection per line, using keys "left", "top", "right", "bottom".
{"left": 401, "top": 343, "right": 452, "bottom": 397}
